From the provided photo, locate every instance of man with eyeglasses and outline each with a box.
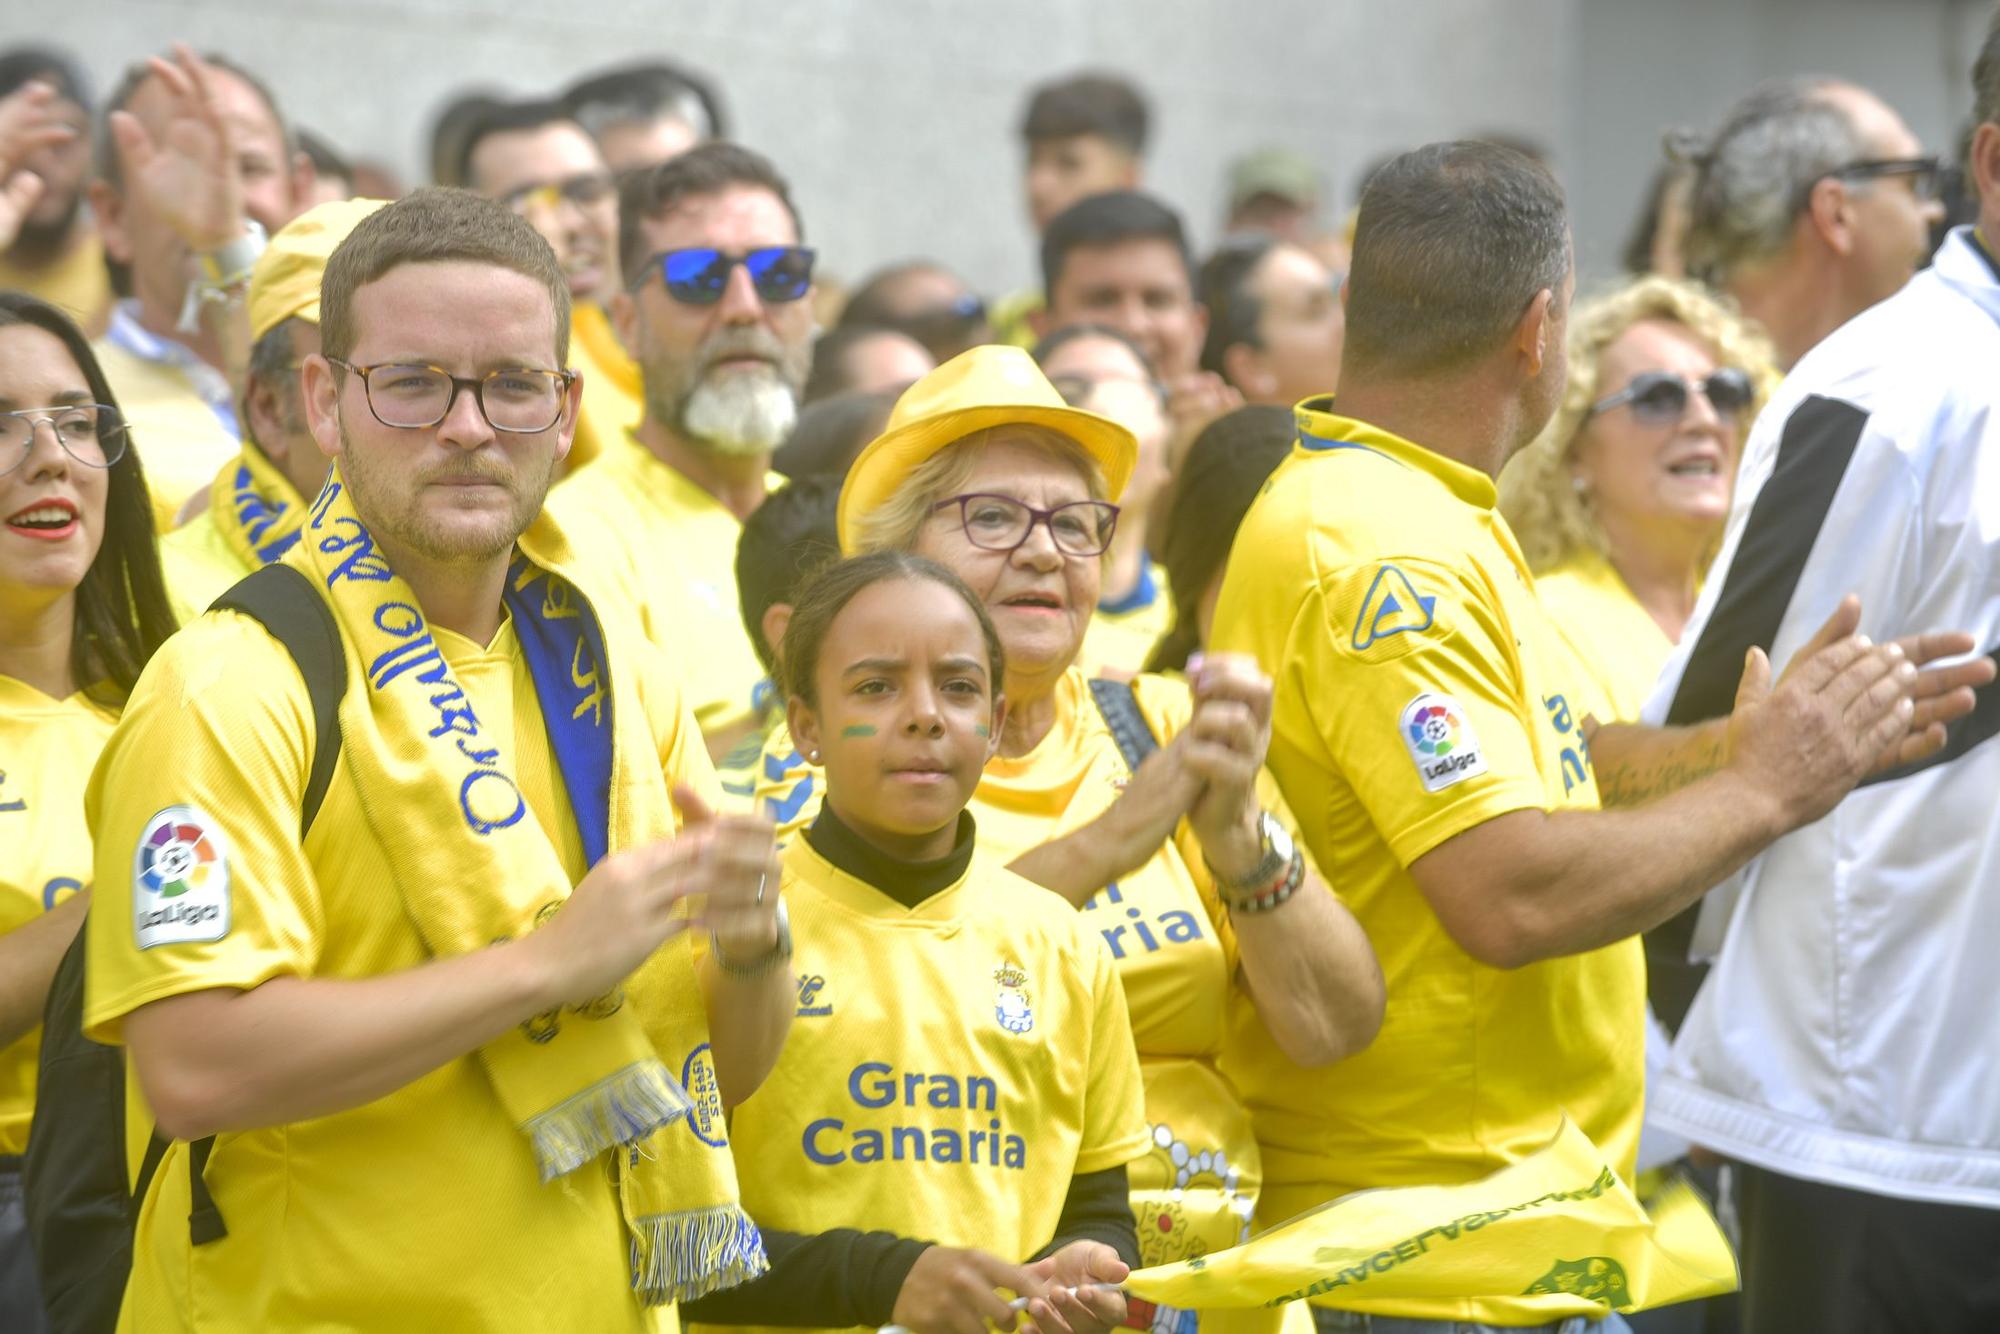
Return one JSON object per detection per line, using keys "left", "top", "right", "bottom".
{"left": 84, "top": 186, "right": 789, "bottom": 1332}
{"left": 460, "top": 97, "right": 638, "bottom": 476}
{"left": 1684, "top": 78, "right": 1947, "bottom": 370}
{"left": 1642, "top": 19, "right": 2000, "bottom": 1330}
{"left": 549, "top": 143, "right": 814, "bottom": 769}
{"left": 160, "top": 197, "right": 382, "bottom": 621}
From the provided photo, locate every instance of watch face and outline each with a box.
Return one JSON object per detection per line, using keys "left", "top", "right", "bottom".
{"left": 1265, "top": 814, "right": 1295, "bottom": 861}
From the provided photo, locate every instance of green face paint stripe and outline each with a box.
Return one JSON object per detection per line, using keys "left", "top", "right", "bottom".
{"left": 840, "top": 724, "right": 878, "bottom": 738}
{"left": 974, "top": 724, "right": 991, "bottom": 737}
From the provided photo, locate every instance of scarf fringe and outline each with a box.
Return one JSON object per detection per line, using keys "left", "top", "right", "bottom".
{"left": 523, "top": 1060, "right": 695, "bottom": 1182}
{"left": 630, "top": 1202, "right": 769, "bottom": 1307}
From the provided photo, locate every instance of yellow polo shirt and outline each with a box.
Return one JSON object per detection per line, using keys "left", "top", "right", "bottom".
{"left": 715, "top": 833, "right": 1147, "bottom": 1334}
{"left": 1534, "top": 547, "right": 1676, "bottom": 723}
{"left": 549, "top": 434, "right": 778, "bottom": 739}
{"left": 0, "top": 229, "right": 111, "bottom": 335}
{"left": 0, "top": 677, "right": 116, "bottom": 1154}
{"left": 91, "top": 337, "right": 238, "bottom": 532}
{"left": 567, "top": 302, "right": 644, "bottom": 475}
{"left": 85, "top": 610, "right": 711, "bottom": 1332}
{"left": 1209, "top": 403, "right": 1643, "bottom": 1326}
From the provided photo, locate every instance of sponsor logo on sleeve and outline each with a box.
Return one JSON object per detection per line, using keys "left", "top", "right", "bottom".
{"left": 1400, "top": 693, "right": 1488, "bottom": 793}
{"left": 132, "top": 805, "right": 231, "bottom": 948}
{"left": 1352, "top": 565, "right": 1438, "bottom": 651}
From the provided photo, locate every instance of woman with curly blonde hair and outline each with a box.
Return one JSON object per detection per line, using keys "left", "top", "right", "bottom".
{"left": 1499, "top": 274, "right": 1776, "bottom": 719}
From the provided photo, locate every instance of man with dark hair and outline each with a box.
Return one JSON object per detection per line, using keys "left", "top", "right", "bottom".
{"left": 1642, "top": 20, "right": 2000, "bottom": 1329}
{"left": 1198, "top": 234, "right": 1344, "bottom": 407}
{"left": 1036, "top": 189, "right": 1238, "bottom": 471}
{"left": 0, "top": 47, "right": 106, "bottom": 334}
{"left": 86, "top": 45, "right": 314, "bottom": 527}
{"left": 991, "top": 71, "right": 1150, "bottom": 349}
{"left": 459, "top": 97, "right": 637, "bottom": 474}
{"left": 562, "top": 60, "right": 724, "bottom": 173}
{"left": 552, "top": 143, "right": 813, "bottom": 761}
{"left": 836, "top": 259, "right": 990, "bottom": 363}
{"left": 1684, "top": 78, "right": 1946, "bottom": 369}
{"left": 801, "top": 324, "right": 932, "bottom": 404}
{"left": 1019, "top": 71, "right": 1148, "bottom": 234}
{"left": 1211, "top": 140, "right": 1988, "bottom": 1333}
{"left": 87, "top": 185, "right": 788, "bottom": 1331}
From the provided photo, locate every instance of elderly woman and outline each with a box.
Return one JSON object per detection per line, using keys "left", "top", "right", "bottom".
{"left": 1500, "top": 275, "right": 1776, "bottom": 720}
{"left": 758, "top": 346, "right": 1383, "bottom": 1319}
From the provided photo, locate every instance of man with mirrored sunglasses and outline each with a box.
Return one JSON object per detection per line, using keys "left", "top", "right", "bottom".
{"left": 1684, "top": 77, "right": 1947, "bottom": 369}
{"left": 460, "top": 97, "right": 639, "bottom": 477}
{"left": 551, "top": 142, "right": 815, "bottom": 773}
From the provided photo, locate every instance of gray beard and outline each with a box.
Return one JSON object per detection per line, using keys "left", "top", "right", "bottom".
{"left": 677, "top": 369, "right": 797, "bottom": 459}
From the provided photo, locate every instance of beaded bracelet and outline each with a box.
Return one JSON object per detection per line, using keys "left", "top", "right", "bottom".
{"left": 1222, "top": 846, "right": 1305, "bottom": 915}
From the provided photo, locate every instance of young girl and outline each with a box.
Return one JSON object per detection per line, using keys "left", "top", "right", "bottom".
{"left": 0, "top": 292, "right": 176, "bottom": 1324}
{"left": 686, "top": 550, "right": 1148, "bottom": 1334}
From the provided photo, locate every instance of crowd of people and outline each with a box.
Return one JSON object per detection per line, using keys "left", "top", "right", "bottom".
{"left": 0, "top": 19, "right": 1995, "bottom": 1334}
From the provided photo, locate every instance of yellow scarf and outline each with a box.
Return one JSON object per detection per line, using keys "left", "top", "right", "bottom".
{"left": 291, "top": 471, "right": 765, "bottom": 1304}
{"left": 208, "top": 444, "right": 310, "bottom": 568}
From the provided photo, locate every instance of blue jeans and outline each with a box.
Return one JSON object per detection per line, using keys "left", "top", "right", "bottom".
{"left": 1309, "top": 1307, "right": 1635, "bottom": 1334}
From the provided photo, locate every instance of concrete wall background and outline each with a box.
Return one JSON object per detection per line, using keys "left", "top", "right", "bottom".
{"left": 1, "top": 0, "right": 1986, "bottom": 299}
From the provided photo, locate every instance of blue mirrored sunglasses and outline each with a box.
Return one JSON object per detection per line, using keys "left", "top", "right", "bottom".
{"left": 647, "top": 246, "right": 817, "bottom": 305}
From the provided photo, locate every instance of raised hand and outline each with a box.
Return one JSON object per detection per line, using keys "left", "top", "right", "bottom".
{"left": 1725, "top": 596, "right": 1916, "bottom": 829}
{"left": 106, "top": 44, "right": 246, "bottom": 252}
{"left": 673, "top": 783, "right": 783, "bottom": 962}
{"left": 1183, "top": 653, "right": 1276, "bottom": 881}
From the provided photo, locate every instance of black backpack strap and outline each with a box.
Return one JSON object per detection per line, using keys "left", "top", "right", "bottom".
{"left": 1087, "top": 677, "right": 1160, "bottom": 774}
{"left": 186, "top": 1137, "right": 227, "bottom": 1244}
{"left": 130, "top": 1130, "right": 170, "bottom": 1215}
{"left": 211, "top": 563, "right": 347, "bottom": 836}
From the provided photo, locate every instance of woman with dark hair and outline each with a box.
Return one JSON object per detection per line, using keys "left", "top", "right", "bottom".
{"left": 1146, "top": 406, "right": 1296, "bottom": 676}
{"left": 0, "top": 291, "right": 174, "bottom": 1324}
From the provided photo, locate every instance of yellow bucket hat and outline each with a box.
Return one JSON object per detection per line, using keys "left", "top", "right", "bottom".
{"left": 248, "top": 197, "right": 391, "bottom": 342}
{"left": 837, "top": 344, "right": 1138, "bottom": 553}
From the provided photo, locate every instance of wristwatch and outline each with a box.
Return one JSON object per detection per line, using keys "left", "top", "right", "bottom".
{"left": 710, "top": 897, "right": 793, "bottom": 977}
{"left": 1209, "top": 811, "right": 1295, "bottom": 894}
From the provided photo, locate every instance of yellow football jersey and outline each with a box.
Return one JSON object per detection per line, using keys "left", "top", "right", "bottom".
{"left": 91, "top": 336, "right": 239, "bottom": 532}
{"left": 159, "top": 507, "right": 251, "bottom": 623}
{"left": 754, "top": 667, "right": 1329, "bottom": 1268}
{"left": 1078, "top": 560, "right": 1173, "bottom": 679}
{"left": 711, "top": 833, "right": 1148, "bottom": 1334}
{"left": 566, "top": 302, "right": 645, "bottom": 475}
{"left": 0, "top": 677, "right": 116, "bottom": 1154}
{"left": 1533, "top": 546, "right": 1675, "bottom": 722}
{"left": 1210, "top": 403, "right": 1644, "bottom": 1326}
{"left": 548, "top": 434, "right": 778, "bottom": 740}
{"left": 85, "top": 611, "right": 711, "bottom": 1332}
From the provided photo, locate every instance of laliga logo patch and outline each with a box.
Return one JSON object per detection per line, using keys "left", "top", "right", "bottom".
{"left": 1401, "top": 693, "right": 1488, "bottom": 793}
{"left": 133, "top": 805, "right": 231, "bottom": 948}
{"left": 993, "top": 961, "right": 1034, "bottom": 1035}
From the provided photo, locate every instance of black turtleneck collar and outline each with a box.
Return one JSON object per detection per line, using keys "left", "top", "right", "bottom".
{"left": 804, "top": 804, "right": 977, "bottom": 909}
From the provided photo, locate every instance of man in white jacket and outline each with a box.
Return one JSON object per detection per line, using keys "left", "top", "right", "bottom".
{"left": 1646, "top": 16, "right": 2000, "bottom": 1331}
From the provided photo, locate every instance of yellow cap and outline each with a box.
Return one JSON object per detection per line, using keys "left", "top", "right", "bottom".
{"left": 247, "top": 197, "right": 391, "bottom": 343}
{"left": 837, "top": 345, "right": 1137, "bottom": 553}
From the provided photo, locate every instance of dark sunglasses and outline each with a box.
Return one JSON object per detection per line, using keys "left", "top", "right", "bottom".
{"left": 1806, "top": 156, "right": 1947, "bottom": 207}
{"left": 640, "top": 246, "right": 817, "bottom": 305}
{"left": 1588, "top": 368, "right": 1756, "bottom": 427}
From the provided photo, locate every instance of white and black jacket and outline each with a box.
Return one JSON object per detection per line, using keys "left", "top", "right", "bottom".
{"left": 1643, "top": 227, "right": 2000, "bottom": 1208}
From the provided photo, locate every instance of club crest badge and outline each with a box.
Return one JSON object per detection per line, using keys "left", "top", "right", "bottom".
{"left": 993, "top": 961, "right": 1034, "bottom": 1034}
{"left": 132, "top": 805, "right": 231, "bottom": 948}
